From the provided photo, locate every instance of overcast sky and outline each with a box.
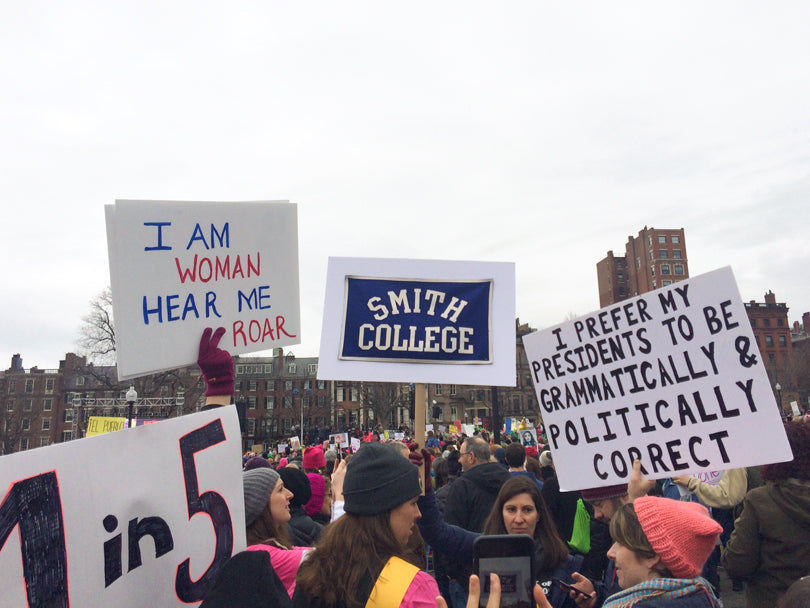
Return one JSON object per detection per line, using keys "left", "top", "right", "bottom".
{"left": 2, "top": 1, "right": 809, "bottom": 371}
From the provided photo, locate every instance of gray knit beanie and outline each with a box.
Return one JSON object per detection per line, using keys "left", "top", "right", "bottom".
{"left": 343, "top": 442, "right": 421, "bottom": 516}
{"left": 243, "top": 468, "right": 279, "bottom": 526}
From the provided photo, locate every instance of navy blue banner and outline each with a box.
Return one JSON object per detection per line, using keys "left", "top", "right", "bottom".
{"left": 340, "top": 277, "right": 492, "bottom": 363}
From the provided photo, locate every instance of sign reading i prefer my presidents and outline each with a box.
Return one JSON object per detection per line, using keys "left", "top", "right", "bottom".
{"left": 521, "top": 267, "right": 792, "bottom": 491}
{"left": 106, "top": 200, "right": 301, "bottom": 380}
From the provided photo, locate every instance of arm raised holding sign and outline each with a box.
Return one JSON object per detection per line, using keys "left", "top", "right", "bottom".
{"left": 198, "top": 327, "right": 235, "bottom": 407}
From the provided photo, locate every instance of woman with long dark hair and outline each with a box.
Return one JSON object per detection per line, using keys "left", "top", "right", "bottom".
{"left": 482, "top": 476, "right": 578, "bottom": 607}
{"left": 293, "top": 442, "right": 439, "bottom": 607}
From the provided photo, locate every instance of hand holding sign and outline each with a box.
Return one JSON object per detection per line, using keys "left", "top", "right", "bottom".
{"left": 198, "top": 327, "right": 234, "bottom": 397}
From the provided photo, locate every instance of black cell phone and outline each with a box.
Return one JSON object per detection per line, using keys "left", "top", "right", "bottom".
{"left": 553, "top": 578, "right": 593, "bottom": 599}
{"left": 473, "top": 534, "right": 535, "bottom": 608}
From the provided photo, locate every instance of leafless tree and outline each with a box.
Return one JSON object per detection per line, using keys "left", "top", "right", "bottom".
{"left": 77, "top": 286, "right": 116, "bottom": 365}
{"left": 361, "top": 382, "right": 409, "bottom": 430}
{"left": 74, "top": 286, "right": 207, "bottom": 417}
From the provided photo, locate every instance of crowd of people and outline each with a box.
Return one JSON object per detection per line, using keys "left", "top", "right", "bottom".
{"left": 195, "top": 327, "right": 810, "bottom": 608}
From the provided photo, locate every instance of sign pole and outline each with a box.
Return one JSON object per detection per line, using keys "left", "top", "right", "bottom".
{"left": 414, "top": 383, "right": 427, "bottom": 493}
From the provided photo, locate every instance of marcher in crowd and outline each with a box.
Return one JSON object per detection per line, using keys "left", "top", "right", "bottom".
{"left": 292, "top": 442, "right": 440, "bottom": 607}
{"left": 594, "top": 497, "right": 722, "bottom": 608}
{"left": 722, "top": 421, "right": 810, "bottom": 608}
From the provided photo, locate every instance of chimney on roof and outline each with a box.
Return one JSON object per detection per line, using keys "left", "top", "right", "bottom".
{"left": 11, "top": 354, "right": 22, "bottom": 371}
{"left": 804, "top": 312, "right": 810, "bottom": 334}
{"left": 764, "top": 291, "right": 776, "bottom": 305}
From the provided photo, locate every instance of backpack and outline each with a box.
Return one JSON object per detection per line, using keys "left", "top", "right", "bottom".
{"left": 567, "top": 498, "right": 591, "bottom": 555}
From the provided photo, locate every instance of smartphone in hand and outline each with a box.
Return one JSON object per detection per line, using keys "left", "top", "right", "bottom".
{"left": 553, "top": 578, "right": 593, "bottom": 599}
{"left": 473, "top": 534, "right": 534, "bottom": 608}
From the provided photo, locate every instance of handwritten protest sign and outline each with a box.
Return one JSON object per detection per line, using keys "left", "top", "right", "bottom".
{"left": 0, "top": 407, "right": 244, "bottom": 607}
{"left": 85, "top": 416, "right": 127, "bottom": 436}
{"left": 522, "top": 267, "right": 793, "bottom": 491}
{"left": 318, "top": 257, "right": 515, "bottom": 384}
{"left": 106, "top": 200, "right": 301, "bottom": 380}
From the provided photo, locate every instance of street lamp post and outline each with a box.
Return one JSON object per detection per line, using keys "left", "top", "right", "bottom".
{"left": 293, "top": 387, "right": 311, "bottom": 445}
{"left": 126, "top": 386, "right": 138, "bottom": 429}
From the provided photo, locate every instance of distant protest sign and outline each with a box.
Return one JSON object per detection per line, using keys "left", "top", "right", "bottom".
{"left": 522, "top": 267, "right": 792, "bottom": 491}
{"left": 0, "top": 407, "right": 244, "bottom": 607}
{"left": 318, "top": 257, "right": 516, "bottom": 384}
{"left": 106, "top": 200, "right": 301, "bottom": 380}
{"left": 85, "top": 416, "right": 126, "bottom": 436}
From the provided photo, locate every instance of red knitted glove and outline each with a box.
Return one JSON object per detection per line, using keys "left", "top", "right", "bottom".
{"left": 198, "top": 327, "right": 234, "bottom": 397}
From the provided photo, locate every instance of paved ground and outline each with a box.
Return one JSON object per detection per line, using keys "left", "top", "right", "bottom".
{"left": 717, "top": 565, "right": 746, "bottom": 608}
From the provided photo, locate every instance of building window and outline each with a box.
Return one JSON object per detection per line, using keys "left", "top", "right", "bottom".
{"left": 266, "top": 396, "right": 275, "bottom": 409}
{"left": 235, "top": 365, "right": 244, "bottom": 375}
{"left": 8, "top": 380, "right": 16, "bottom": 393}
{"left": 288, "top": 363, "right": 297, "bottom": 374}
{"left": 247, "top": 397, "right": 257, "bottom": 410}
{"left": 304, "top": 380, "right": 311, "bottom": 390}
{"left": 779, "top": 335, "right": 787, "bottom": 347}
{"left": 283, "top": 396, "right": 293, "bottom": 408}
{"left": 6, "top": 400, "right": 13, "bottom": 411}
{"left": 247, "top": 419, "right": 256, "bottom": 436}
{"left": 61, "top": 431, "right": 72, "bottom": 442}
{"left": 317, "top": 380, "right": 326, "bottom": 390}
{"left": 42, "top": 418, "right": 51, "bottom": 430}
{"left": 435, "top": 385, "right": 443, "bottom": 395}
{"left": 777, "top": 319, "right": 784, "bottom": 327}
{"left": 336, "top": 387, "right": 345, "bottom": 401}
{"left": 264, "top": 365, "right": 274, "bottom": 374}
{"left": 651, "top": 266, "right": 656, "bottom": 276}
{"left": 659, "top": 250, "right": 669, "bottom": 259}
{"left": 64, "top": 409, "right": 73, "bottom": 422}
{"left": 765, "top": 336, "right": 774, "bottom": 347}
{"left": 763, "top": 319, "right": 771, "bottom": 327}
{"left": 663, "top": 280, "right": 672, "bottom": 286}
{"left": 672, "top": 236, "right": 680, "bottom": 244}
{"left": 450, "top": 385, "right": 457, "bottom": 396}
{"left": 40, "top": 437, "right": 50, "bottom": 447}
{"left": 649, "top": 251, "right": 654, "bottom": 260}
{"left": 25, "top": 379, "right": 35, "bottom": 393}
{"left": 658, "top": 236, "right": 666, "bottom": 244}
{"left": 24, "top": 399, "right": 32, "bottom": 411}
{"left": 19, "top": 438, "right": 28, "bottom": 451}
{"left": 450, "top": 406, "right": 458, "bottom": 419}
{"left": 350, "top": 388, "right": 359, "bottom": 402}
{"left": 469, "top": 390, "right": 476, "bottom": 401}
{"left": 636, "top": 258, "right": 641, "bottom": 268}
{"left": 248, "top": 380, "right": 257, "bottom": 391}
{"left": 22, "top": 418, "right": 30, "bottom": 431}
{"left": 661, "top": 265, "right": 671, "bottom": 275}
{"left": 282, "top": 418, "right": 292, "bottom": 434}
{"left": 674, "top": 264, "right": 684, "bottom": 275}
{"left": 266, "top": 380, "right": 275, "bottom": 391}
{"left": 308, "top": 363, "right": 318, "bottom": 375}
{"left": 673, "top": 250, "right": 682, "bottom": 259}
{"left": 285, "top": 380, "right": 293, "bottom": 391}
{"left": 76, "top": 377, "right": 85, "bottom": 386}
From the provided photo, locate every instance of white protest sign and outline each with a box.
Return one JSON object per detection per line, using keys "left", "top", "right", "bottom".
{"left": 522, "top": 267, "right": 793, "bottom": 491}
{"left": 329, "top": 432, "right": 349, "bottom": 448}
{"left": 106, "top": 200, "right": 301, "bottom": 380}
{"left": 350, "top": 437, "right": 361, "bottom": 452}
{"left": 791, "top": 401, "right": 801, "bottom": 417}
{"left": 0, "top": 407, "right": 245, "bottom": 607}
{"left": 318, "top": 257, "right": 516, "bottom": 384}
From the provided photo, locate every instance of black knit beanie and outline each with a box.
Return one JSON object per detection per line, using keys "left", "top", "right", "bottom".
{"left": 343, "top": 442, "right": 421, "bottom": 516}
{"left": 278, "top": 466, "right": 312, "bottom": 508}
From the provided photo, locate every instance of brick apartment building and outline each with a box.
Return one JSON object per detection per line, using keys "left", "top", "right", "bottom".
{"left": 1, "top": 319, "right": 543, "bottom": 454}
{"left": 597, "top": 226, "right": 689, "bottom": 307}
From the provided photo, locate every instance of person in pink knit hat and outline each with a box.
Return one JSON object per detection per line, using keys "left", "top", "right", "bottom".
{"left": 596, "top": 496, "right": 722, "bottom": 608}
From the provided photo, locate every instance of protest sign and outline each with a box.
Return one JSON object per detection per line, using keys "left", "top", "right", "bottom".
{"left": 522, "top": 267, "right": 793, "bottom": 491}
{"left": 0, "top": 406, "right": 244, "bottom": 607}
{"left": 86, "top": 416, "right": 127, "bottom": 436}
{"left": 520, "top": 429, "right": 537, "bottom": 447}
{"left": 329, "top": 432, "right": 349, "bottom": 448}
{"left": 106, "top": 200, "right": 301, "bottom": 380}
{"left": 350, "top": 437, "right": 361, "bottom": 452}
{"left": 318, "top": 257, "right": 515, "bottom": 384}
